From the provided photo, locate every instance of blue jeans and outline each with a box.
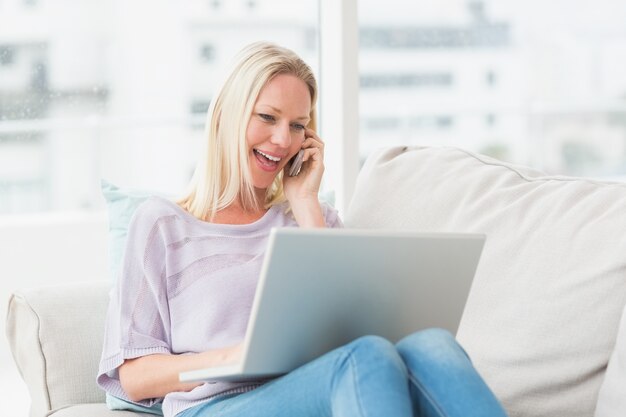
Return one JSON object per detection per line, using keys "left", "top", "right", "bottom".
{"left": 178, "top": 329, "right": 507, "bottom": 417}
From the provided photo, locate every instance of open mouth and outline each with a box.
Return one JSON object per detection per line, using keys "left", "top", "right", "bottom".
{"left": 253, "top": 149, "right": 282, "bottom": 170}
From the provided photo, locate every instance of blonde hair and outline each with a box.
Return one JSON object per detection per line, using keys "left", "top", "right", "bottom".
{"left": 177, "top": 42, "right": 318, "bottom": 221}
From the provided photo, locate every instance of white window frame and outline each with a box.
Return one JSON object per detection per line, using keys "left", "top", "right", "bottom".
{"left": 319, "top": 0, "right": 359, "bottom": 216}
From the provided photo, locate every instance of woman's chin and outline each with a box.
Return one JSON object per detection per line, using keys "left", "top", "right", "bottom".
{"left": 251, "top": 169, "right": 284, "bottom": 191}
{"left": 251, "top": 177, "right": 274, "bottom": 191}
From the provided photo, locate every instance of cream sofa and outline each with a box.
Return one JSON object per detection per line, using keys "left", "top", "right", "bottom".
{"left": 7, "top": 146, "right": 626, "bottom": 417}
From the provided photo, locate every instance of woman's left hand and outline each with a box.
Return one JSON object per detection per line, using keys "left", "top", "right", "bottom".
{"left": 283, "top": 128, "right": 325, "bottom": 203}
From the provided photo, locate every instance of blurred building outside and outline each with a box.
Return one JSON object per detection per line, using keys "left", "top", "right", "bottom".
{"left": 1, "top": 1, "right": 625, "bottom": 215}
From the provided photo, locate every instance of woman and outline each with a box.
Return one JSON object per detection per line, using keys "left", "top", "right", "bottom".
{"left": 97, "top": 41, "right": 508, "bottom": 417}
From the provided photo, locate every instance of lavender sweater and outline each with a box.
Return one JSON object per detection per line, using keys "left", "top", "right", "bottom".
{"left": 97, "top": 196, "right": 343, "bottom": 417}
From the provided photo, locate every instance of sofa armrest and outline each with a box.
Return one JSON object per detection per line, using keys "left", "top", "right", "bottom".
{"left": 6, "top": 280, "right": 111, "bottom": 417}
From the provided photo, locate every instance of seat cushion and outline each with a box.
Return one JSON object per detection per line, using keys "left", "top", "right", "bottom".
{"left": 49, "top": 403, "right": 152, "bottom": 417}
{"left": 346, "top": 146, "right": 626, "bottom": 417}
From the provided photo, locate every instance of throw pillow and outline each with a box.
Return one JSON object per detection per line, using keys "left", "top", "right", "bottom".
{"left": 100, "top": 180, "right": 155, "bottom": 282}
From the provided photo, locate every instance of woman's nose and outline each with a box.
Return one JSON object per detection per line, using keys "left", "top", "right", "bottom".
{"left": 270, "top": 123, "right": 292, "bottom": 147}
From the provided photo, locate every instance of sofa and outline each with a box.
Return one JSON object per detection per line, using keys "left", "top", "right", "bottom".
{"left": 7, "top": 145, "right": 626, "bottom": 417}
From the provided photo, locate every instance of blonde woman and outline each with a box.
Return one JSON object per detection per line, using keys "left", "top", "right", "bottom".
{"left": 97, "top": 42, "right": 507, "bottom": 417}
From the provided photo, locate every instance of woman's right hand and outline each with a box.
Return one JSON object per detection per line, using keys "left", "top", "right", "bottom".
{"left": 119, "top": 342, "right": 245, "bottom": 402}
{"left": 201, "top": 342, "right": 244, "bottom": 367}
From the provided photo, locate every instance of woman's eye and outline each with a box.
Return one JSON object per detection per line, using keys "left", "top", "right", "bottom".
{"left": 291, "top": 123, "right": 305, "bottom": 131}
{"left": 259, "top": 113, "right": 275, "bottom": 122}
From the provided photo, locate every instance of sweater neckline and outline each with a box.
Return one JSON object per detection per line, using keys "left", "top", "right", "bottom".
{"left": 153, "top": 196, "right": 284, "bottom": 233}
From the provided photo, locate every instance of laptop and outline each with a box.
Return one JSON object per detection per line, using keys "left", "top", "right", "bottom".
{"left": 179, "top": 228, "right": 485, "bottom": 383}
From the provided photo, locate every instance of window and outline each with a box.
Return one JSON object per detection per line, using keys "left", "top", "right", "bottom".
{"left": 359, "top": 0, "right": 626, "bottom": 179}
{"left": 360, "top": 73, "right": 452, "bottom": 88}
{"left": 485, "top": 70, "right": 496, "bottom": 87}
{"left": 0, "top": 0, "right": 320, "bottom": 214}
{"left": 200, "top": 44, "right": 215, "bottom": 62}
{"left": 0, "top": 46, "right": 15, "bottom": 66}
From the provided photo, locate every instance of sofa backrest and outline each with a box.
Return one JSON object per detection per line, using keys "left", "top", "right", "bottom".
{"left": 6, "top": 280, "right": 110, "bottom": 417}
{"left": 345, "top": 146, "right": 626, "bottom": 417}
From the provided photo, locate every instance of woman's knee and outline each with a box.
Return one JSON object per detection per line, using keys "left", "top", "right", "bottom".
{"left": 396, "top": 328, "right": 471, "bottom": 366}
{"left": 342, "top": 335, "right": 407, "bottom": 375}
{"left": 345, "top": 335, "right": 395, "bottom": 357}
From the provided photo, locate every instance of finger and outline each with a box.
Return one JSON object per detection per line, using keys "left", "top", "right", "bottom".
{"left": 302, "top": 136, "right": 324, "bottom": 150}
{"left": 301, "top": 147, "right": 322, "bottom": 163}
{"left": 301, "top": 142, "right": 323, "bottom": 162}
{"left": 305, "top": 129, "right": 323, "bottom": 143}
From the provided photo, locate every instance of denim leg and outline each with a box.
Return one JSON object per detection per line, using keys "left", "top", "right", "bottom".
{"left": 178, "top": 335, "right": 413, "bottom": 417}
{"left": 395, "top": 328, "right": 508, "bottom": 417}
{"left": 331, "top": 335, "right": 412, "bottom": 417}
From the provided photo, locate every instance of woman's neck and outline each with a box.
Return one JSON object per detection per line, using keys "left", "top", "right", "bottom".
{"left": 209, "top": 198, "right": 268, "bottom": 225}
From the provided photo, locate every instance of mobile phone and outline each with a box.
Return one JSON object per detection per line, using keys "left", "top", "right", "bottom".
{"left": 288, "top": 149, "right": 305, "bottom": 177}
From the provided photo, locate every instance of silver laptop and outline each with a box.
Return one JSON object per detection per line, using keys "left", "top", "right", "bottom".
{"left": 179, "top": 228, "right": 485, "bottom": 383}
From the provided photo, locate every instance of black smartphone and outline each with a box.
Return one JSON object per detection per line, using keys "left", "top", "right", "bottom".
{"left": 288, "top": 149, "right": 305, "bottom": 177}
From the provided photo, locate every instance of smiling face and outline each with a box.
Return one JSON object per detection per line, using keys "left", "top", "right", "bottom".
{"left": 246, "top": 73, "right": 312, "bottom": 190}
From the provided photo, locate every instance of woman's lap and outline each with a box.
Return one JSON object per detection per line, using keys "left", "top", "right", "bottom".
{"left": 178, "top": 329, "right": 507, "bottom": 417}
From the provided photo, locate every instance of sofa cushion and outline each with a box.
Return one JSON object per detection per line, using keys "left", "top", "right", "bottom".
{"left": 595, "top": 304, "right": 626, "bottom": 416}
{"left": 6, "top": 281, "right": 111, "bottom": 417}
{"left": 48, "top": 403, "right": 152, "bottom": 417}
{"left": 345, "top": 146, "right": 626, "bottom": 417}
